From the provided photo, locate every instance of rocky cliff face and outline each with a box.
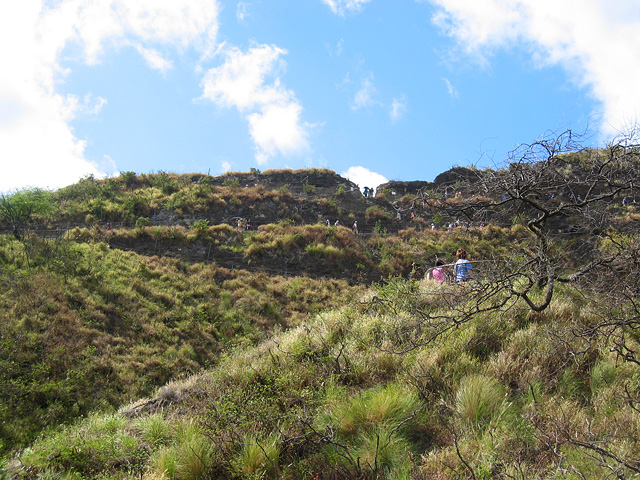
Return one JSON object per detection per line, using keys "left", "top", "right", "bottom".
{"left": 377, "top": 166, "right": 480, "bottom": 196}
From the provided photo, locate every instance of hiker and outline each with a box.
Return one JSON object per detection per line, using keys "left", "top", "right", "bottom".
{"left": 352, "top": 220, "right": 358, "bottom": 234}
{"left": 334, "top": 219, "right": 339, "bottom": 227}
{"left": 363, "top": 186, "right": 369, "bottom": 197}
{"left": 430, "top": 259, "right": 449, "bottom": 284}
{"left": 326, "top": 219, "right": 331, "bottom": 227}
{"left": 453, "top": 248, "right": 473, "bottom": 282}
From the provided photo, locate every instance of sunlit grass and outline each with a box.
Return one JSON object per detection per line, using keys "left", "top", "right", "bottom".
{"left": 455, "top": 374, "right": 506, "bottom": 430}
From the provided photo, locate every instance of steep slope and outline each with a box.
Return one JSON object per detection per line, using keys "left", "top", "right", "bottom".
{"left": 12, "top": 276, "right": 640, "bottom": 479}
{"left": 5, "top": 146, "right": 640, "bottom": 477}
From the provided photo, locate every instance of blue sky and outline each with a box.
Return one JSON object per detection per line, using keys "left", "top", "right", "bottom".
{"left": 2, "top": 0, "right": 639, "bottom": 193}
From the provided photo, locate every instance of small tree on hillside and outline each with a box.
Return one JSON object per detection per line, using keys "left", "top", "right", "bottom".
{"left": 0, "top": 188, "right": 55, "bottom": 237}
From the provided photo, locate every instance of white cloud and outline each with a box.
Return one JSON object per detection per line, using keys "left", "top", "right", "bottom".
{"left": 133, "top": 43, "right": 173, "bottom": 73}
{"left": 0, "top": 1, "right": 220, "bottom": 192}
{"left": 201, "top": 45, "right": 289, "bottom": 110}
{"left": 351, "top": 75, "right": 379, "bottom": 110}
{"left": 64, "top": 94, "right": 108, "bottom": 119}
{"left": 201, "top": 44, "right": 311, "bottom": 164}
{"left": 342, "top": 166, "right": 388, "bottom": 192}
{"left": 426, "top": 0, "right": 640, "bottom": 136}
{"left": 221, "top": 160, "right": 231, "bottom": 173}
{"left": 100, "top": 155, "right": 120, "bottom": 177}
{"left": 236, "top": 2, "right": 250, "bottom": 22}
{"left": 390, "top": 96, "right": 407, "bottom": 122}
{"left": 322, "top": 0, "right": 372, "bottom": 16}
{"left": 442, "top": 77, "right": 459, "bottom": 98}
{"left": 248, "top": 103, "right": 309, "bottom": 164}
{"left": 327, "top": 38, "right": 345, "bottom": 57}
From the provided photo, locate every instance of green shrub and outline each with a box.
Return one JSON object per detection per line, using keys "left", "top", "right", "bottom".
{"left": 192, "top": 219, "right": 210, "bottom": 232}
{"left": 176, "top": 434, "right": 215, "bottom": 480}
{"left": 455, "top": 374, "right": 506, "bottom": 430}
{"left": 317, "top": 383, "right": 419, "bottom": 478}
{"left": 19, "top": 413, "right": 145, "bottom": 474}
{"left": 136, "top": 216, "right": 152, "bottom": 228}
{"left": 365, "top": 205, "right": 392, "bottom": 221}
{"left": 320, "top": 383, "right": 420, "bottom": 439}
{"left": 120, "top": 171, "right": 137, "bottom": 188}
{"left": 223, "top": 178, "right": 240, "bottom": 187}
{"left": 234, "top": 434, "right": 280, "bottom": 479}
{"left": 154, "top": 172, "right": 180, "bottom": 194}
{"left": 148, "top": 446, "right": 179, "bottom": 479}
{"left": 305, "top": 243, "right": 342, "bottom": 259}
{"left": 134, "top": 414, "right": 172, "bottom": 447}
{"left": 353, "top": 426, "right": 412, "bottom": 477}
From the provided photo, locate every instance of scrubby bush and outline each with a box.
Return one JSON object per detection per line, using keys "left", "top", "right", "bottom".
{"left": 365, "top": 205, "right": 392, "bottom": 221}
{"left": 136, "top": 216, "right": 152, "bottom": 228}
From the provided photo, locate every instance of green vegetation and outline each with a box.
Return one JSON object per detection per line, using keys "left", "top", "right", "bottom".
{"left": 0, "top": 188, "right": 56, "bottom": 235}
{"left": 5, "top": 152, "right": 640, "bottom": 479}
{"left": 12, "top": 274, "right": 640, "bottom": 479}
{"left": 0, "top": 234, "right": 362, "bottom": 452}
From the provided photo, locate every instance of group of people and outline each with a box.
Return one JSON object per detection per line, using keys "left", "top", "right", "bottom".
{"left": 362, "top": 186, "right": 375, "bottom": 198}
{"left": 236, "top": 218, "right": 252, "bottom": 230}
{"left": 324, "top": 219, "right": 359, "bottom": 234}
{"left": 426, "top": 248, "right": 473, "bottom": 284}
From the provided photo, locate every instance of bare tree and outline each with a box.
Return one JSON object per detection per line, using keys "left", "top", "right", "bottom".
{"left": 412, "top": 129, "right": 640, "bottom": 312}
{"left": 363, "top": 130, "right": 640, "bottom": 476}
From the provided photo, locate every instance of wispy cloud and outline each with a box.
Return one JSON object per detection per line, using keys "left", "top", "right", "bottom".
{"left": 0, "top": 0, "right": 220, "bottom": 191}
{"left": 322, "top": 0, "right": 372, "bottom": 16}
{"left": 236, "top": 2, "right": 250, "bottom": 22}
{"left": 327, "top": 38, "right": 345, "bottom": 57}
{"left": 390, "top": 96, "right": 407, "bottom": 122}
{"left": 133, "top": 44, "right": 173, "bottom": 73}
{"left": 442, "top": 77, "right": 459, "bottom": 98}
{"left": 63, "top": 94, "right": 108, "bottom": 119}
{"left": 201, "top": 44, "right": 310, "bottom": 164}
{"left": 351, "top": 75, "right": 379, "bottom": 110}
{"left": 426, "top": 0, "right": 640, "bottom": 136}
{"left": 100, "top": 155, "right": 120, "bottom": 178}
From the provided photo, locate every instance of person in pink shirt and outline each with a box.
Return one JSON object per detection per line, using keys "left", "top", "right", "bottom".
{"left": 431, "top": 259, "right": 449, "bottom": 283}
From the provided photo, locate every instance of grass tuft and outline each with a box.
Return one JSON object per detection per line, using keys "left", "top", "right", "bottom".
{"left": 233, "top": 434, "right": 281, "bottom": 478}
{"left": 455, "top": 374, "right": 506, "bottom": 430}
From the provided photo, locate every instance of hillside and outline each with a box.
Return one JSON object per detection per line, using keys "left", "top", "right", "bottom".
{"left": 0, "top": 166, "right": 498, "bottom": 283}
{"left": 4, "top": 135, "right": 640, "bottom": 478}
{"left": 3, "top": 166, "right": 521, "bottom": 454}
